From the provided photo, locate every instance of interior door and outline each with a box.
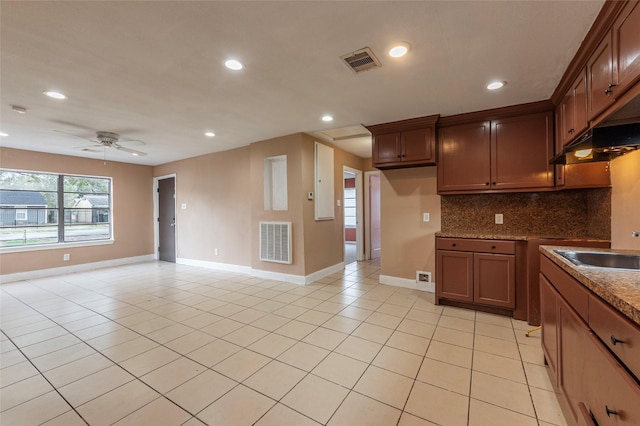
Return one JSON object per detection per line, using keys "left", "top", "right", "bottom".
{"left": 369, "top": 173, "right": 381, "bottom": 259}
{"left": 158, "top": 177, "right": 176, "bottom": 262}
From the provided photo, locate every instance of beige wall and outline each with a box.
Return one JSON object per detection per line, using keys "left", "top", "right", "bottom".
{"left": 380, "top": 166, "right": 441, "bottom": 280}
{"left": 610, "top": 149, "right": 640, "bottom": 250}
{"left": 301, "top": 134, "right": 368, "bottom": 274}
{"left": 249, "top": 134, "right": 305, "bottom": 275}
{"left": 0, "top": 148, "right": 154, "bottom": 275}
{"left": 153, "top": 147, "right": 252, "bottom": 266}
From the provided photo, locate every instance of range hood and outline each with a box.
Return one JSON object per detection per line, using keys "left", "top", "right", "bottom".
{"left": 550, "top": 122, "right": 640, "bottom": 165}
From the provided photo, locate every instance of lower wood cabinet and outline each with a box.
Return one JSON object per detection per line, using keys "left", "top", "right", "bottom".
{"left": 540, "top": 254, "right": 640, "bottom": 426}
{"left": 436, "top": 238, "right": 515, "bottom": 310}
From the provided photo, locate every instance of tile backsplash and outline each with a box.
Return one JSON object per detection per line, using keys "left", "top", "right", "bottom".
{"left": 441, "top": 188, "right": 611, "bottom": 240}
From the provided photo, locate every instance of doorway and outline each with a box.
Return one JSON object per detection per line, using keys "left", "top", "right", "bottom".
{"left": 343, "top": 167, "right": 363, "bottom": 265}
{"left": 155, "top": 175, "right": 176, "bottom": 263}
{"left": 365, "top": 171, "right": 381, "bottom": 260}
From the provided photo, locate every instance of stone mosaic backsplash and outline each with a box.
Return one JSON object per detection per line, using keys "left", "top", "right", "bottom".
{"left": 441, "top": 188, "right": 611, "bottom": 240}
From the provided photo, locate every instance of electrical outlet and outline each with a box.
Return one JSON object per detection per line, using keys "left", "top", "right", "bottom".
{"left": 423, "top": 212, "right": 430, "bottom": 222}
{"left": 181, "top": 203, "right": 187, "bottom": 210}
{"left": 63, "top": 253, "right": 70, "bottom": 261}
{"left": 495, "top": 213, "right": 504, "bottom": 224}
{"left": 214, "top": 248, "right": 219, "bottom": 256}
{"left": 416, "top": 271, "right": 432, "bottom": 283}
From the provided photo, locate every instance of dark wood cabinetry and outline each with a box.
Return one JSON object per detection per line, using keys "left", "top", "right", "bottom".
{"left": 587, "top": 1, "right": 640, "bottom": 121}
{"left": 558, "top": 70, "right": 589, "bottom": 146}
{"left": 540, "top": 253, "right": 640, "bottom": 426}
{"left": 367, "top": 115, "right": 438, "bottom": 169}
{"left": 437, "top": 111, "right": 554, "bottom": 194}
{"left": 436, "top": 238, "right": 515, "bottom": 310}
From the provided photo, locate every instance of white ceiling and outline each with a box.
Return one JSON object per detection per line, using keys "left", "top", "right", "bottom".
{"left": 1, "top": 1, "right": 604, "bottom": 166}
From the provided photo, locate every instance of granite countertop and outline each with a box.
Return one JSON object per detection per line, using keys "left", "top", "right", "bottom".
{"left": 540, "top": 245, "right": 640, "bottom": 326}
{"left": 435, "top": 231, "right": 609, "bottom": 243}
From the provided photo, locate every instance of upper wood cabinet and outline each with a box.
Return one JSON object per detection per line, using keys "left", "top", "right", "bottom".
{"left": 438, "top": 111, "right": 554, "bottom": 194}
{"left": 367, "top": 115, "right": 439, "bottom": 169}
{"left": 558, "top": 69, "right": 588, "bottom": 146}
{"left": 587, "top": 1, "right": 640, "bottom": 121}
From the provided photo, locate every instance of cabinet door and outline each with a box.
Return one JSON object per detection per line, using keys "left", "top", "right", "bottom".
{"left": 588, "top": 32, "right": 616, "bottom": 120}
{"left": 540, "top": 274, "right": 559, "bottom": 384}
{"left": 437, "top": 122, "right": 491, "bottom": 192}
{"left": 436, "top": 250, "right": 473, "bottom": 303}
{"left": 373, "top": 133, "right": 401, "bottom": 166}
{"left": 473, "top": 253, "right": 515, "bottom": 308}
{"left": 583, "top": 331, "right": 640, "bottom": 426}
{"left": 572, "top": 70, "right": 589, "bottom": 138}
{"left": 560, "top": 91, "right": 574, "bottom": 146}
{"left": 401, "top": 128, "right": 435, "bottom": 165}
{"left": 558, "top": 296, "right": 591, "bottom": 425}
{"left": 613, "top": 1, "right": 640, "bottom": 96}
{"left": 491, "top": 112, "right": 554, "bottom": 190}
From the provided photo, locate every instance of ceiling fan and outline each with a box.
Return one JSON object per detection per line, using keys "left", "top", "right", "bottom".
{"left": 55, "top": 130, "right": 148, "bottom": 156}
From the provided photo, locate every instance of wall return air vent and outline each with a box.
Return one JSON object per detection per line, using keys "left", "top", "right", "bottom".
{"left": 260, "top": 221, "right": 292, "bottom": 264}
{"left": 340, "top": 47, "right": 382, "bottom": 73}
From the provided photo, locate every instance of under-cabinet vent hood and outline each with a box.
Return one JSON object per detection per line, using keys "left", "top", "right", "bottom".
{"left": 550, "top": 122, "right": 640, "bottom": 165}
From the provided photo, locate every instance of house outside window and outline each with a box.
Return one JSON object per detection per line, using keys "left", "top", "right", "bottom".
{"left": 0, "top": 169, "right": 112, "bottom": 248}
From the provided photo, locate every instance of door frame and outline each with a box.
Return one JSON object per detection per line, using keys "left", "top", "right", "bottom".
{"left": 343, "top": 166, "right": 364, "bottom": 262}
{"left": 364, "top": 170, "right": 380, "bottom": 260}
{"left": 154, "top": 174, "right": 177, "bottom": 261}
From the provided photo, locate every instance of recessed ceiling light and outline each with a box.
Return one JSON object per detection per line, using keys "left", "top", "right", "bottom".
{"left": 224, "top": 59, "right": 244, "bottom": 71}
{"left": 11, "top": 105, "right": 27, "bottom": 114}
{"left": 388, "top": 43, "right": 410, "bottom": 58}
{"left": 0, "top": 132, "right": 8, "bottom": 137}
{"left": 487, "top": 81, "right": 507, "bottom": 90}
{"left": 205, "top": 131, "right": 216, "bottom": 137}
{"left": 43, "top": 90, "right": 67, "bottom": 99}
{"left": 321, "top": 115, "right": 333, "bottom": 122}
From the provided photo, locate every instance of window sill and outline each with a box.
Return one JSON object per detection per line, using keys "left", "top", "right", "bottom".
{"left": 0, "top": 239, "right": 115, "bottom": 254}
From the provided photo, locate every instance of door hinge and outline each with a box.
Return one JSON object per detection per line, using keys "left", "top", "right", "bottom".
{"left": 157, "top": 217, "right": 160, "bottom": 222}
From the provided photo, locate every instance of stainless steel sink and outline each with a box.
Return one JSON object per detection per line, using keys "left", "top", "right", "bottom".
{"left": 555, "top": 250, "right": 640, "bottom": 270}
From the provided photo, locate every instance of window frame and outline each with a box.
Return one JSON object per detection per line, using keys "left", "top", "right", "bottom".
{"left": 0, "top": 168, "right": 114, "bottom": 252}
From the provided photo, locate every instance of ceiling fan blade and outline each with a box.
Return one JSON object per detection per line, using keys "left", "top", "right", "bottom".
{"left": 54, "top": 129, "right": 98, "bottom": 143}
{"left": 115, "top": 145, "right": 147, "bottom": 156}
{"left": 76, "top": 146, "right": 103, "bottom": 153}
{"left": 117, "top": 138, "right": 146, "bottom": 147}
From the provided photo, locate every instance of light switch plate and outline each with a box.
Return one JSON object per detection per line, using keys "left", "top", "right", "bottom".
{"left": 495, "top": 213, "right": 504, "bottom": 224}
{"left": 181, "top": 203, "right": 187, "bottom": 210}
{"left": 337, "top": 199, "right": 341, "bottom": 207}
{"left": 307, "top": 192, "right": 313, "bottom": 200}
{"left": 423, "top": 213, "right": 430, "bottom": 222}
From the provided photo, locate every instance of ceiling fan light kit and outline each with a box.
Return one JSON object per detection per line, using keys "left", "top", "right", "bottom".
{"left": 55, "top": 129, "right": 148, "bottom": 156}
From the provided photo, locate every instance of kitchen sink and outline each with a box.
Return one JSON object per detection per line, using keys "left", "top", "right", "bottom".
{"left": 555, "top": 250, "right": 640, "bottom": 271}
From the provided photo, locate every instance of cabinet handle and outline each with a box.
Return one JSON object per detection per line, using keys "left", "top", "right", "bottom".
{"left": 492, "top": 182, "right": 497, "bottom": 185}
{"left": 604, "top": 83, "right": 617, "bottom": 95}
{"left": 578, "top": 403, "right": 597, "bottom": 426}
{"left": 485, "top": 182, "right": 490, "bottom": 186}
{"left": 606, "top": 405, "right": 618, "bottom": 417}
{"left": 568, "top": 129, "right": 574, "bottom": 134}
{"left": 452, "top": 243, "right": 456, "bottom": 247}
{"left": 491, "top": 245, "right": 496, "bottom": 249}
{"left": 610, "top": 335, "right": 624, "bottom": 346}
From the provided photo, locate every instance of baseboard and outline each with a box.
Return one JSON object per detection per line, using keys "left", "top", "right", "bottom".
{"left": 251, "top": 269, "right": 306, "bottom": 285}
{"left": 0, "top": 254, "right": 155, "bottom": 284}
{"left": 379, "top": 274, "right": 435, "bottom": 293}
{"left": 303, "top": 262, "right": 345, "bottom": 285}
{"left": 176, "top": 258, "right": 252, "bottom": 275}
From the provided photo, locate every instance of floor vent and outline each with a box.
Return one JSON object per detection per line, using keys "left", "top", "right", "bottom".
{"left": 340, "top": 47, "right": 382, "bottom": 73}
{"left": 260, "top": 221, "right": 292, "bottom": 264}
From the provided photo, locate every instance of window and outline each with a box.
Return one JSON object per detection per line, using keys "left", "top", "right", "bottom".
{"left": 0, "top": 169, "right": 112, "bottom": 248}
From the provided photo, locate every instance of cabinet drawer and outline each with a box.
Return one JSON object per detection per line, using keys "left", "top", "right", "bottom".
{"left": 436, "top": 238, "right": 515, "bottom": 254}
{"left": 540, "top": 256, "right": 589, "bottom": 321}
{"left": 584, "top": 331, "right": 640, "bottom": 426}
{"left": 589, "top": 294, "right": 640, "bottom": 381}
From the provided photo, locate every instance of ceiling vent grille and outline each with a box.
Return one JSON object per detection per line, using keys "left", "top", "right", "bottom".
{"left": 340, "top": 47, "right": 382, "bottom": 73}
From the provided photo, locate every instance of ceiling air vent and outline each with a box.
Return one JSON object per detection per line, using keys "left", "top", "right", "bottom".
{"left": 340, "top": 47, "right": 381, "bottom": 73}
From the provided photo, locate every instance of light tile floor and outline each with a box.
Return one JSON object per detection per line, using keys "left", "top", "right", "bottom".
{"left": 0, "top": 259, "right": 568, "bottom": 425}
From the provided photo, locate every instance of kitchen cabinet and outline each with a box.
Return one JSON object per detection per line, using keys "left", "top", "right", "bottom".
{"left": 437, "top": 111, "right": 554, "bottom": 194}
{"left": 436, "top": 238, "right": 515, "bottom": 310}
{"left": 587, "top": 1, "right": 640, "bottom": 121}
{"left": 540, "top": 253, "right": 640, "bottom": 426}
{"left": 367, "top": 115, "right": 439, "bottom": 169}
{"left": 558, "top": 69, "right": 589, "bottom": 147}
